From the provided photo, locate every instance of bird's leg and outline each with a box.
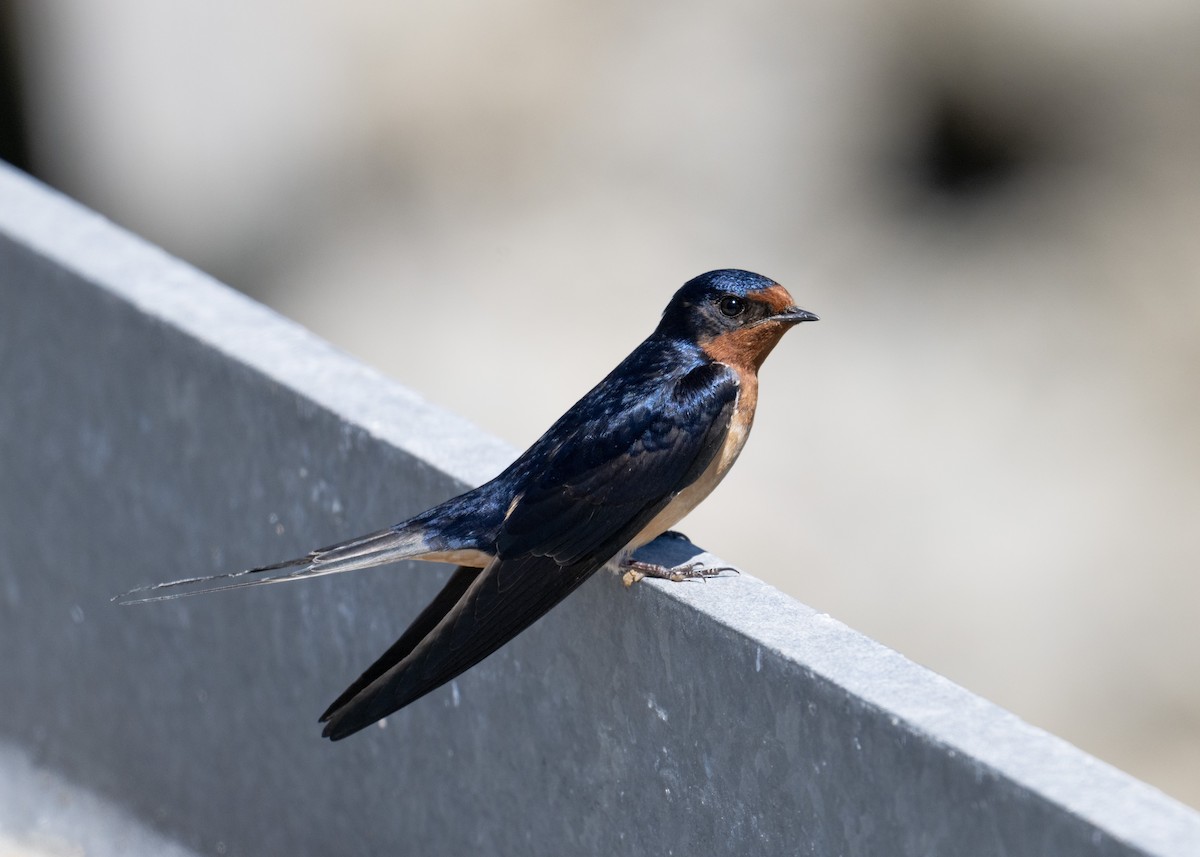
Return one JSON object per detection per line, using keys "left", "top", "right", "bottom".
{"left": 619, "top": 556, "right": 738, "bottom": 588}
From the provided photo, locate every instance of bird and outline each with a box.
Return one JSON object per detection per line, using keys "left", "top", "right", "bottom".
{"left": 116, "top": 269, "right": 818, "bottom": 740}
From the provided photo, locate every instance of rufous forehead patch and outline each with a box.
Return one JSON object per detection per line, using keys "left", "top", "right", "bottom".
{"left": 751, "top": 283, "right": 796, "bottom": 313}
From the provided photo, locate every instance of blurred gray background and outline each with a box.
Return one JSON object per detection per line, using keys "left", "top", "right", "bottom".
{"left": 3, "top": 0, "right": 1197, "bottom": 810}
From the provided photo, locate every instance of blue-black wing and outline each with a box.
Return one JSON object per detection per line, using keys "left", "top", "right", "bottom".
{"left": 497, "top": 359, "right": 741, "bottom": 566}
{"left": 320, "top": 361, "right": 740, "bottom": 739}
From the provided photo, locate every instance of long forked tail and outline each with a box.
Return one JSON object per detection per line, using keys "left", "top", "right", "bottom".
{"left": 113, "top": 525, "right": 433, "bottom": 605}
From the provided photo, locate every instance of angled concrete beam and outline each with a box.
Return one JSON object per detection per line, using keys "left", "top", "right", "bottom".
{"left": 1, "top": 164, "right": 1197, "bottom": 856}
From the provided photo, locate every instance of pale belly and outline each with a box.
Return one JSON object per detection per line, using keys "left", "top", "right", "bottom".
{"left": 623, "top": 380, "right": 755, "bottom": 554}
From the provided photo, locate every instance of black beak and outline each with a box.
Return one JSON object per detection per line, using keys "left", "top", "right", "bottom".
{"left": 775, "top": 306, "right": 819, "bottom": 324}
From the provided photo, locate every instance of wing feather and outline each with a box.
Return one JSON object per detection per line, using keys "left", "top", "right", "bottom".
{"left": 322, "top": 554, "right": 593, "bottom": 739}
{"left": 319, "top": 565, "right": 482, "bottom": 722}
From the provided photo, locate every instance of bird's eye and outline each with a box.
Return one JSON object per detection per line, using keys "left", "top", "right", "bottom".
{"left": 718, "top": 296, "right": 746, "bottom": 317}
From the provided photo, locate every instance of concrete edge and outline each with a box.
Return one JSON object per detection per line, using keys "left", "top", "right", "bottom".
{"left": 646, "top": 568, "right": 1200, "bottom": 855}
{"left": 0, "top": 163, "right": 515, "bottom": 491}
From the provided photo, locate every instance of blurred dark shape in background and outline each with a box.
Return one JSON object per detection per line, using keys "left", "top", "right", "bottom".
{"left": 918, "top": 92, "right": 1031, "bottom": 197}
{"left": 0, "top": 1, "right": 31, "bottom": 172}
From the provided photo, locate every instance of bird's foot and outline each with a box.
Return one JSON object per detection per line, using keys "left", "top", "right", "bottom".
{"left": 620, "top": 558, "right": 738, "bottom": 588}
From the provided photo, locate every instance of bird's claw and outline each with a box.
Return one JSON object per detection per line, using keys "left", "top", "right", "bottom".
{"left": 620, "top": 558, "right": 738, "bottom": 588}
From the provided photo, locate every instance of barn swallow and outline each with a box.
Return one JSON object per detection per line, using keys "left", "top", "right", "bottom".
{"left": 117, "top": 269, "right": 817, "bottom": 740}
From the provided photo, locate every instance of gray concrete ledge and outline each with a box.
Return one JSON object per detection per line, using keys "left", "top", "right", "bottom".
{"left": 2, "top": 162, "right": 1198, "bottom": 856}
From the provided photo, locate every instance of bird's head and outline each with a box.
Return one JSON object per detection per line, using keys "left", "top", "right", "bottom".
{"left": 657, "top": 269, "right": 818, "bottom": 370}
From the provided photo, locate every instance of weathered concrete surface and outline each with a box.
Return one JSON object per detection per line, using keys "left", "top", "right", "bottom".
{"left": 1, "top": 162, "right": 1198, "bottom": 855}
